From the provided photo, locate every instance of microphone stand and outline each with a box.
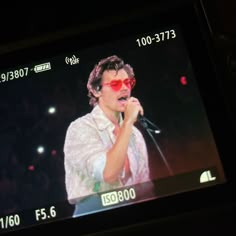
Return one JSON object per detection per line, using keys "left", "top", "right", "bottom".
{"left": 138, "top": 116, "right": 174, "bottom": 176}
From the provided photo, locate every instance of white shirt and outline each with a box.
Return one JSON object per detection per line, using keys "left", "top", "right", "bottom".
{"left": 64, "top": 105, "right": 150, "bottom": 204}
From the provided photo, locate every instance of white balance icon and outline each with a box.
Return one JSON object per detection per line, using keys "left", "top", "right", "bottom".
{"left": 200, "top": 170, "right": 216, "bottom": 183}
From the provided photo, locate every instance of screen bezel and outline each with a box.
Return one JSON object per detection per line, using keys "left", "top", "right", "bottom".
{"left": 1, "top": 1, "right": 235, "bottom": 235}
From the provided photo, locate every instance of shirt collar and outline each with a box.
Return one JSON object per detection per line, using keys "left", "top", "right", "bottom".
{"left": 91, "top": 105, "right": 123, "bottom": 131}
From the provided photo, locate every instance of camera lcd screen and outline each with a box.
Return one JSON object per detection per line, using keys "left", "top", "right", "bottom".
{"left": 0, "top": 4, "right": 230, "bottom": 235}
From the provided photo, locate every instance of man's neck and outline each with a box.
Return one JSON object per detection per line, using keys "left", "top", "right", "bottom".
{"left": 98, "top": 104, "right": 120, "bottom": 126}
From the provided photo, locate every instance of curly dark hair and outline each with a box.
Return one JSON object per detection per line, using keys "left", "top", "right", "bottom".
{"left": 87, "top": 55, "right": 135, "bottom": 106}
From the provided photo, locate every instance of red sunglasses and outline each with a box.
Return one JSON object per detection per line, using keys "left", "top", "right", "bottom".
{"left": 101, "top": 78, "right": 136, "bottom": 91}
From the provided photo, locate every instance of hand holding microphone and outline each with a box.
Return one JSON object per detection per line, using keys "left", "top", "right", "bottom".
{"left": 124, "top": 96, "right": 171, "bottom": 174}
{"left": 123, "top": 97, "right": 161, "bottom": 133}
{"left": 124, "top": 97, "right": 144, "bottom": 124}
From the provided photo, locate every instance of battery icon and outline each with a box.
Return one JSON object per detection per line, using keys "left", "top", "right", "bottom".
{"left": 34, "top": 62, "right": 51, "bottom": 73}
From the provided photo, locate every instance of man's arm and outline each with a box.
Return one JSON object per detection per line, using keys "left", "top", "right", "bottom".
{"left": 64, "top": 119, "right": 107, "bottom": 185}
{"left": 103, "top": 97, "right": 144, "bottom": 183}
{"left": 103, "top": 119, "right": 133, "bottom": 183}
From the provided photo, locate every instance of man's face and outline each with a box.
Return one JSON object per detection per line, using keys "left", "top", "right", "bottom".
{"left": 97, "top": 69, "right": 133, "bottom": 116}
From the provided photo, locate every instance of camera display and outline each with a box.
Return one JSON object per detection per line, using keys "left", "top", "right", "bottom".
{"left": 0, "top": 6, "right": 229, "bottom": 235}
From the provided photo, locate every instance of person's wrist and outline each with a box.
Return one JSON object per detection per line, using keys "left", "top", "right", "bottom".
{"left": 123, "top": 118, "right": 134, "bottom": 127}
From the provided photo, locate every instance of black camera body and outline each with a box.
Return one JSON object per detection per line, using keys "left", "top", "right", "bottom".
{"left": 0, "top": 1, "right": 235, "bottom": 235}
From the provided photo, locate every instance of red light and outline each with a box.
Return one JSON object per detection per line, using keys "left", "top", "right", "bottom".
{"left": 180, "top": 76, "right": 187, "bottom": 85}
{"left": 51, "top": 149, "right": 57, "bottom": 156}
{"left": 28, "top": 165, "right": 35, "bottom": 171}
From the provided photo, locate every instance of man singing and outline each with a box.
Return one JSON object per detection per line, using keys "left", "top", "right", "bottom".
{"left": 64, "top": 55, "right": 151, "bottom": 216}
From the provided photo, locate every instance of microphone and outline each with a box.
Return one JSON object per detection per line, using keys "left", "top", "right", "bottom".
{"left": 137, "top": 114, "right": 161, "bottom": 134}
{"left": 138, "top": 114, "right": 173, "bottom": 175}
{"left": 137, "top": 114, "right": 148, "bottom": 128}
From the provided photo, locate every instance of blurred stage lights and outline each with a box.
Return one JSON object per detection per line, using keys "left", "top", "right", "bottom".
{"left": 28, "top": 165, "right": 35, "bottom": 171}
{"left": 48, "top": 106, "right": 56, "bottom": 114}
{"left": 180, "top": 76, "right": 187, "bottom": 85}
{"left": 37, "top": 145, "right": 45, "bottom": 154}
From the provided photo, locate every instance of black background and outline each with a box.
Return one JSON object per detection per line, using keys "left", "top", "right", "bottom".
{"left": 0, "top": 1, "right": 235, "bottom": 235}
